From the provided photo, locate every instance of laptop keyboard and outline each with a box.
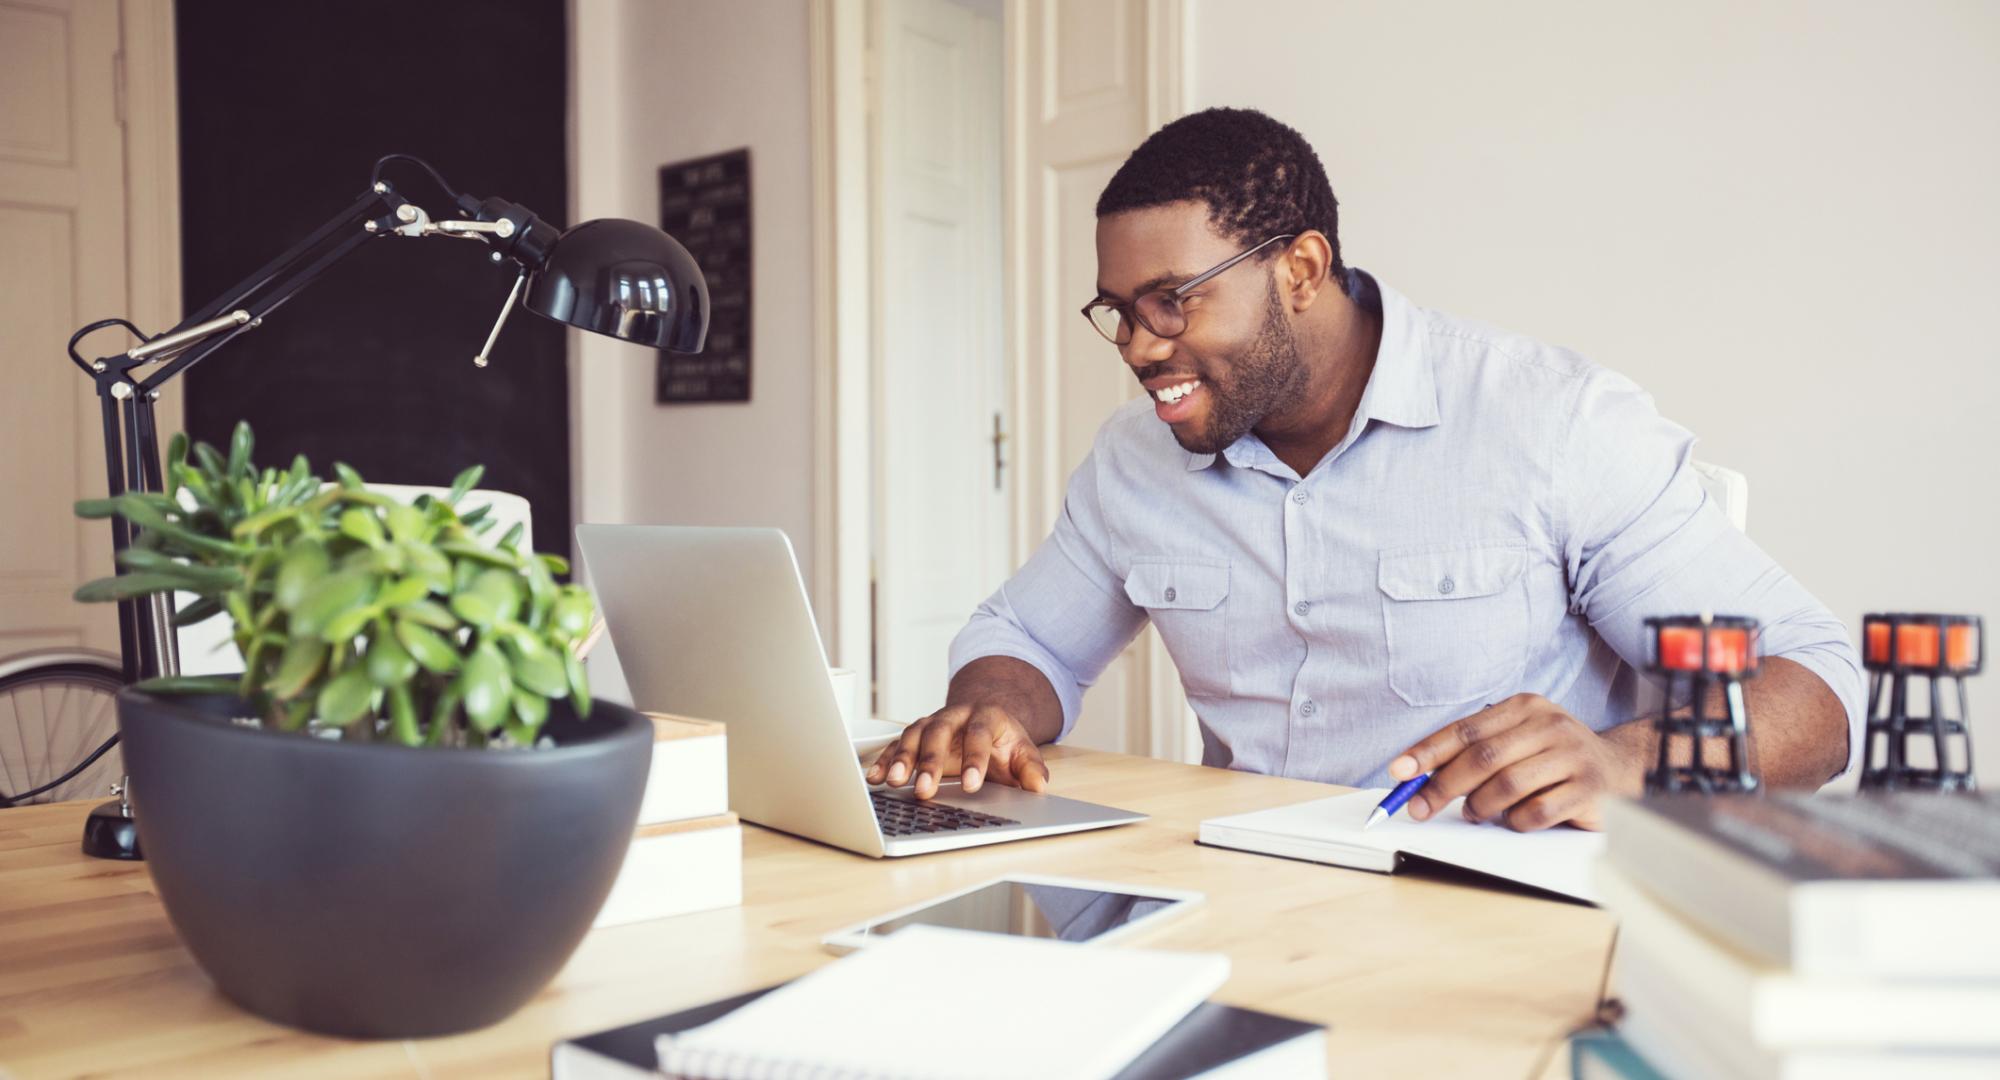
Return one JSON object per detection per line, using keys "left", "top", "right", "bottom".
{"left": 871, "top": 790, "right": 1020, "bottom": 837}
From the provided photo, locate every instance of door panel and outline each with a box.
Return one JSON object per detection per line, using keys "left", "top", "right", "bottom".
{"left": 0, "top": 0, "right": 125, "bottom": 657}
{"left": 872, "top": 0, "right": 1009, "bottom": 722}
{"left": 1009, "top": 0, "right": 1187, "bottom": 755}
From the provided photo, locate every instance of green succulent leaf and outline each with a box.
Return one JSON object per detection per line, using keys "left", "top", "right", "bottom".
{"left": 394, "top": 598, "right": 459, "bottom": 631}
{"left": 510, "top": 687, "right": 548, "bottom": 733}
{"left": 564, "top": 646, "right": 591, "bottom": 717}
{"left": 274, "top": 541, "right": 330, "bottom": 610}
{"left": 227, "top": 422, "right": 254, "bottom": 480}
{"left": 364, "top": 622, "right": 419, "bottom": 686}
{"left": 395, "top": 618, "right": 461, "bottom": 673}
{"left": 165, "top": 432, "right": 189, "bottom": 497}
{"left": 459, "top": 643, "right": 512, "bottom": 732}
{"left": 387, "top": 684, "right": 421, "bottom": 746}
{"left": 316, "top": 665, "right": 375, "bottom": 728}
{"left": 74, "top": 572, "right": 194, "bottom": 603}
{"left": 73, "top": 497, "right": 121, "bottom": 519}
{"left": 549, "top": 590, "right": 595, "bottom": 639}
{"left": 449, "top": 568, "right": 520, "bottom": 629}
{"left": 268, "top": 637, "right": 329, "bottom": 700}
{"left": 291, "top": 568, "right": 377, "bottom": 639}
{"left": 507, "top": 643, "right": 568, "bottom": 698}
{"left": 378, "top": 575, "right": 430, "bottom": 608}
{"left": 439, "top": 539, "right": 516, "bottom": 569}
{"left": 385, "top": 503, "right": 427, "bottom": 544}
{"left": 170, "top": 596, "right": 225, "bottom": 627}
{"left": 447, "top": 464, "right": 485, "bottom": 505}
{"left": 333, "top": 461, "right": 366, "bottom": 491}
{"left": 339, "top": 507, "right": 386, "bottom": 547}
{"left": 537, "top": 553, "right": 570, "bottom": 577}
{"left": 321, "top": 600, "right": 380, "bottom": 643}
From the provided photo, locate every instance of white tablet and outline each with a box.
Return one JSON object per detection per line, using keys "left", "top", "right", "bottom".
{"left": 820, "top": 874, "right": 1203, "bottom": 953}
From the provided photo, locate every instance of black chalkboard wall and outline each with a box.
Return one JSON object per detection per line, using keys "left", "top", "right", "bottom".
{"left": 175, "top": 0, "right": 572, "bottom": 558}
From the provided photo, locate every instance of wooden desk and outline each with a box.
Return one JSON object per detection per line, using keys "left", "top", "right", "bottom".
{"left": 0, "top": 747, "right": 1612, "bottom": 1078}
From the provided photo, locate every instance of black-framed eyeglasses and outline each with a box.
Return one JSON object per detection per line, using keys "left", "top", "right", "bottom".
{"left": 1080, "top": 233, "right": 1296, "bottom": 345}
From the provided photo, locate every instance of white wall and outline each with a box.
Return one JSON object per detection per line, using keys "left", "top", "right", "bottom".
{"left": 571, "top": 0, "right": 817, "bottom": 589}
{"left": 1190, "top": 0, "right": 2000, "bottom": 781}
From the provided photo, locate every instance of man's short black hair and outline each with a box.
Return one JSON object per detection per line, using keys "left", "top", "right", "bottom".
{"left": 1096, "top": 107, "right": 1343, "bottom": 283}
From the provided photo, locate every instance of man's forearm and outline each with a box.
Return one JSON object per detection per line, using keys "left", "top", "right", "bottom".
{"left": 1603, "top": 656, "right": 1851, "bottom": 788}
{"left": 945, "top": 656, "right": 1065, "bottom": 745}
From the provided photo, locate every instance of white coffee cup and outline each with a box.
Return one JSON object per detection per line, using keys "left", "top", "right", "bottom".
{"left": 827, "top": 667, "right": 863, "bottom": 731}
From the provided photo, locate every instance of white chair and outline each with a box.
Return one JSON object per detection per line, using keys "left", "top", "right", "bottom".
{"left": 175, "top": 484, "right": 534, "bottom": 677}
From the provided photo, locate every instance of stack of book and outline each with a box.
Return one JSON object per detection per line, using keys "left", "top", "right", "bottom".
{"left": 592, "top": 713, "right": 741, "bottom": 929}
{"left": 1582, "top": 792, "right": 2000, "bottom": 1079}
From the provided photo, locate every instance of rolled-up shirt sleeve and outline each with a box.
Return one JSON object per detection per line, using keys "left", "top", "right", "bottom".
{"left": 1558, "top": 368, "right": 1865, "bottom": 778}
{"left": 948, "top": 446, "right": 1148, "bottom": 740}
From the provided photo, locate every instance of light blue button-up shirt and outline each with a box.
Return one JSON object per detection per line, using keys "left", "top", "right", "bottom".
{"left": 949, "top": 270, "right": 1863, "bottom": 788}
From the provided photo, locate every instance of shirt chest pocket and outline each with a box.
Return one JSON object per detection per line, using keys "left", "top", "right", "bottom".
{"left": 1123, "top": 558, "right": 1232, "bottom": 699}
{"left": 1378, "top": 543, "right": 1530, "bottom": 707}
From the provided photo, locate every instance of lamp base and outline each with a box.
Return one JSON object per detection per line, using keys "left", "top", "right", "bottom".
{"left": 82, "top": 798, "right": 143, "bottom": 860}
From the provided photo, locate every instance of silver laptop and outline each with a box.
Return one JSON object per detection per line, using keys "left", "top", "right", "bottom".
{"left": 575, "top": 525, "right": 1145, "bottom": 857}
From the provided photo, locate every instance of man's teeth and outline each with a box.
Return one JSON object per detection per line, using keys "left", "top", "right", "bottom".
{"left": 1155, "top": 379, "right": 1201, "bottom": 404}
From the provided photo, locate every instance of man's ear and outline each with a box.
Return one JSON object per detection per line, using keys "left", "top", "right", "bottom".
{"left": 1280, "top": 231, "right": 1335, "bottom": 313}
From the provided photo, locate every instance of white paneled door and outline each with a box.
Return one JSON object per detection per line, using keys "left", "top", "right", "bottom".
{"left": 0, "top": 0, "right": 129, "bottom": 657}
{"left": 870, "top": 0, "right": 1010, "bottom": 723}
{"left": 1006, "top": 0, "right": 1192, "bottom": 758}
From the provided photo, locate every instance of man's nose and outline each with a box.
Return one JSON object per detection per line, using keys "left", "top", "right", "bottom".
{"left": 1119, "top": 322, "right": 1175, "bottom": 369}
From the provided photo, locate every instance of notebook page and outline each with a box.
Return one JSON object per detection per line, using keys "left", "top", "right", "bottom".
{"left": 1205, "top": 790, "right": 1604, "bottom": 901}
{"left": 656, "top": 924, "right": 1229, "bottom": 1080}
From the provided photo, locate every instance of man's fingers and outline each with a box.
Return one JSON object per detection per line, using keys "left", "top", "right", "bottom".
{"left": 1503, "top": 780, "right": 1592, "bottom": 832}
{"left": 912, "top": 712, "right": 964, "bottom": 800}
{"left": 1461, "top": 750, "right": 1572, "bottom": 824}
{"left": 1391, "top": 699, "right": 1523, "bottom": 781}
{"left": 875, "top": 707, "right": 963, "bottom": 787}
{"left": 1011, "top": 741, "right": 1050, "bottom": 793}
{"left": 958, "top": 712, "right": 1001, "bottom": 793}
{"left": 1408, "top": 712, "right": 1550, "bottom": 821}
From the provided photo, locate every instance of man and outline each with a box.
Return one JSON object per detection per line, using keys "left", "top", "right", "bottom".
{"left": 867, "top": 108, "right": 1860, "bottom": 831}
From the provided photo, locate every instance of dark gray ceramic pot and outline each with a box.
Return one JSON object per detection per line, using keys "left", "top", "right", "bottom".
{"left": 115, "top": 689, "right": 652, "bottom": 1039}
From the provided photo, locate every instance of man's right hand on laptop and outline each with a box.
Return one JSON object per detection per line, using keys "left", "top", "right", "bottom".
{"left": 865, "top": 657, "right": 1064, "bottom": 800}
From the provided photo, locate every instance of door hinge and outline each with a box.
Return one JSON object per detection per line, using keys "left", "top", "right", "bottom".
{"left": 112, "top": 50, "right": 127, "bottom": 127}
{"left": 992, "top": 411, "right": 1007, "bottom": 492}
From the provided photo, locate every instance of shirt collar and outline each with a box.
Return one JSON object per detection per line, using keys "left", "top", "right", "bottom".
{"left": 1185, "top": 268, "right": 1439, "bottom": 472}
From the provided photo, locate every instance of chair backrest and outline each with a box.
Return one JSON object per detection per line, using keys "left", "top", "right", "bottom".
{"left": 175, "top": 485, "right": 533, "bottom": 677}
{"left": 1692, "top": 460, "right": 1749, "bottom": 533}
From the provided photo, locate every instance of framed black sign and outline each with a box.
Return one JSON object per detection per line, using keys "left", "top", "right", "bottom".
{"left": 657, "top": 148, "right": 751, "bottom": 403}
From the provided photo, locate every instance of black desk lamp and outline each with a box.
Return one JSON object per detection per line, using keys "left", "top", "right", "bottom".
{"left": 67, "top": 154, "right": 709, "bottom": 858}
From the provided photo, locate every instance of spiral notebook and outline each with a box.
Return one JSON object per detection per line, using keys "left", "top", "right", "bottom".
{"left": 646, "top": 924, "right": 1229, "bottom": 1080}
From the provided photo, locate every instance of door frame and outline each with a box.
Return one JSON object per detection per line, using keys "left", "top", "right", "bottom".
{"left": 121, "top": 0, "right": 184, "bottom": 446}
{"left": 808, "top": 0, "right": 1187, "bottom": 736}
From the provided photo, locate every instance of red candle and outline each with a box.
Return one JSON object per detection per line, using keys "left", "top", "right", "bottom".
{"left": 1658, "top": 625, "right": 1752, "bottom": 674}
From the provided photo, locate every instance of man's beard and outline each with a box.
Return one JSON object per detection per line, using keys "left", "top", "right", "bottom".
{"left": 1169, "top": 281, "right": 1307, "bottom": 455}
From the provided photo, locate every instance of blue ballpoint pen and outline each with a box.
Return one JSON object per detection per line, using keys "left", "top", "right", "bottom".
{"left": 1364, "top": 772, "right": 1431, "bottom": 830}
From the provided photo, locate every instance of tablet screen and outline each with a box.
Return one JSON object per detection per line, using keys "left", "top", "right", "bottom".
{"left": 858, "top": 880, "right": 1185, "bottom": 944}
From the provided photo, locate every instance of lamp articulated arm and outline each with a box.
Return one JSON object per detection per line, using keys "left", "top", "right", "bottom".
{"left": 68, "top": 155, "right": 710, "bottom": 684}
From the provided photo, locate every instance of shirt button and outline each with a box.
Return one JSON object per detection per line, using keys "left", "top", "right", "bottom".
{"left": 1300, "top": 699, "right": 1317, "bottom": 717}
{"left": 1291, "top": 489, "right": 1309, "bottom": 505}
{"left": 1293, "top": 600, "right": 1310, "bottom": 617}
{"left": 1439, "top": 576, "right": 1456, "bottom": 595}
{"left": 1164, "top": 587, "right": 1177, "bottom": 603}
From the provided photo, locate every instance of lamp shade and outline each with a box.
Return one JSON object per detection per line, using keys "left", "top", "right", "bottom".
{"left": 522, "top": 218, "right": 709, "bottom": 353}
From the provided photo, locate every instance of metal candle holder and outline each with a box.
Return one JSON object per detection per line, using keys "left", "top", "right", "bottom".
{"left": 1859, "top": 613, "right": 1980, "bottom": 792}
{"left": 1643, "top": 614, "right": 1760, "bottom": 794}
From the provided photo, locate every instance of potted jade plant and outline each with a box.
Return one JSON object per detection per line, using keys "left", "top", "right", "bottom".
{"left": 73, "top": 423, "right": 652, "bottom": 1039}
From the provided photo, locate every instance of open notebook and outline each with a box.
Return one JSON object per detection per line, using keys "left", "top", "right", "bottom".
{"left": 1199, "top": 789, "right": 1604, "bottom": 902}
